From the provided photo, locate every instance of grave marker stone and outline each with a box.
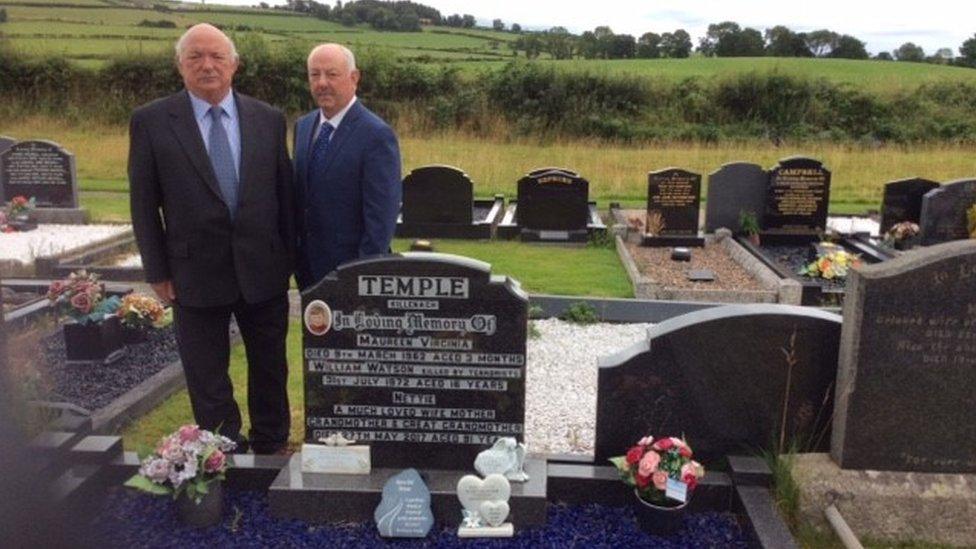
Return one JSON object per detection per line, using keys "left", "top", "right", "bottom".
{"left": 704, "top": 162, "right": 768, "bottom": 233}
{"left": 594, "top": 304, "right": 842, "bottom": 464}
{"left": 763, "top": 157, "right": 830, "bottom": 237}
{"left": 879, "top": 177, "right": 939, "bottom": 234}
{"left": 516, "top": 168, "right": 589, "bottom": 232}
{"left": 919, "top": 178, "right": 976, "bottom": 245}
{"left": 832, "top": 240, "right": 976, "bottom": 473}
{"left": 374, "top": 468, "right": 434, "bottom": 537}
{"left": 0, "top": 140, "right": 78, "bottom": 207}
{"left": 401, "top": 165, "right": 472, "bottom": 225}
{"left": 302, "top": 253, "right": 528, "bottom": 470}
{"left": 645, "top": 168, "right": 701, "bottom": 237}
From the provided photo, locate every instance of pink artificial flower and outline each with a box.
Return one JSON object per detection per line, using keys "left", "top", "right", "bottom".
{"left": 159, "top": 439, "right": 186, "bottom": 464}
{"left": 204, "top": 450, "right": 226, "bottom": 473}
{"left": 178, "top": 424, "right": 201, "bottom": 443}
{"left": 638, "top": 436, "right": 654, "bottom": 447}
{"left": 70, "top": 292, "right": 92, "bottom": 314}
{"left": 681, "top": 462, "right": 698, "bottom": 481}
{"left": 139, "top": 458, "right": 172, "bottom": 484}
{"left": 638, "top": 450, "right": 661, "bottom": 477}
{"left": 653, "top": 438, "right": 673, "bottom": 451}
{"left": 652, "top": 471, "right": 668, "bottom": 490}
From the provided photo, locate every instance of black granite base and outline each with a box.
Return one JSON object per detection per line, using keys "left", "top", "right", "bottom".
{"left": 640, "top": 234, "right": 706, "bottom": 247}
{"left": 269, "top": 454, "right": 548, "bottom": 528}
{"left": 497, "top": 201, "right": 608, "bottom": 242}
{"left": 396, "top": 197, "right": 505, "bottom": 240}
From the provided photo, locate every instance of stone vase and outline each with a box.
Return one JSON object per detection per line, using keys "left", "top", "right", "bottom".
{"left": 63, "top": 315, "right": 125, "bottom": 364}
{"left": 633, "top": 490, "right": 687, "bottom": 537}
{"left": 176, "top": 481, "right": 224, "bottom": 528}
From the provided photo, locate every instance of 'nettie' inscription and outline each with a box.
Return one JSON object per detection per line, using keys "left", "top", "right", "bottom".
{"left": 303, "top": 254, "right": 527, "bottom": 470}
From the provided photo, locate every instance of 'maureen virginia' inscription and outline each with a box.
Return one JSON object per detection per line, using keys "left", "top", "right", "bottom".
{"left": 303, "top": 255, "right": 528, "bottom": 469}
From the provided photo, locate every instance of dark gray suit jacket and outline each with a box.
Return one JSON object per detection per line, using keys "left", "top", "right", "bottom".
{"left": 128, "top": 90, "right": 295, "bottom": 307}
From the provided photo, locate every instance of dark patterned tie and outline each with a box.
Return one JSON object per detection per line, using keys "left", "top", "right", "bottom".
{"left": 207, "top": 105, "right": 239, "bottom": 219}
{"left": 309, "top": 121, "right": 333, "bottom": 178}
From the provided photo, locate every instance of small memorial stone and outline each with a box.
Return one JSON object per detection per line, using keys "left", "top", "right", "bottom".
{"left": 686, "top": 269, "right": 715, "bottom": 282}
{"left": 671, "top": 247, "right": 691, "bottom": 262}
{"left": 919, "top": 178, "right": 976, "bottom": 245}
{"left": 457, "top": 473, "right": 514, "bottom": 538}
{"left": 879, "top": 177, "right": 939, "bottom": 234}
{"left": 374, "top": 468, "right": 434, "bottom": 538}
{"left": 474, "top": 437, "right": 529, "bottom": 482}
{"left": 0, "top": 140, "right": 78, "bottom": 207}
{"left": 646, "top": 168, "right": 702, "bottom": 237}
{"left": 763, "top": 157, "right": 830, "bottom": 236}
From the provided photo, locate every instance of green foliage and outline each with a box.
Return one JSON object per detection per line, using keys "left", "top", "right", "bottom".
{"left": 527, "top": 305, "right": 545, "bottom": 319}
{"left": 587, "top": 229, "right": 616, "bottom": 249}
{"left": 136, "top": 19, "right": 176, "bottom": 29}
{"left": 967, "top": 203, "right": 976, "bottom": 238}
{"left": 560, "top": 301, "right": 599, "bottom": 324}
{"left": 738, "top": 210, "right": 760, "bottom": 235}
{"left": 527, "top": 320, "right": 540, "bottom": 339}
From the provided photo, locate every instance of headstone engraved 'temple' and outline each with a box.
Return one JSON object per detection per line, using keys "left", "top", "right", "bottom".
{"left": 594, "top": 304, "right": 842, "bottom": 464}
{"left": 879, "top": 177, "right": 939, "bottom": 235}
{"left": 645, "top": 168, "right": 702, "bottom": 237}
{"left": 0, "top": 140, "right": 78, "bottom": 207}
{"left": 704, "top": 162, "right": 768, "bottom": 233}
{"left": 516, "top": 168, "right": 589, "bottom": 232}
{"left": 401, "top": 165, "right": 473, "bottom": 225}
{"left": 832, "top": 240, "right": 976, "bottom": 473}
{"left": 302, "top": 253, "right": 528, "bottom": 470}
{"left": 373, "top": 468, "right": 434, "bottom": 537}
{"left": 763, "top": 157, "right": 830, "bottom": 236}
{"left": 919, "top": 179, "right": 976, "bottom": 246}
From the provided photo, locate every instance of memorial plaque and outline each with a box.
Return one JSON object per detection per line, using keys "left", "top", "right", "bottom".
{"left": 0, "top": 140, "right": 78, "bottom": 207}
{"left": 646, "top": 168, "right": 701, "bottom": 236}
{"left": 516, "top": 168, "right": 589, "bottom": 231}
{"left": 374, "top": 468, "right": 434, "bottom": 537}
{"left": 763, "top": 157, "right": 830, "bottom": 236}
{"left": 919, "top": 179, "right": 976, "bottom": 245}
{"left": 302, "top": 253, "right": 528, "bottom": 470}
{"left": 879, "top": 177, "right": 939, "bottom": 234}
{"left": 832, "top": 240, "right": 976, "bottom": 473}
{"left": 401, "top": 165, "right": 473, "bottom": 225}
{"left": 704, "top": 162, "right": 767, "bottom": 233}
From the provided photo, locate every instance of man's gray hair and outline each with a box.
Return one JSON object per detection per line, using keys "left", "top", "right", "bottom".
{"left": 174, "top": 24, "right": 239, "bottom": 62}
{"left": 308, "top": 44, "right": 357, "bottom": 73}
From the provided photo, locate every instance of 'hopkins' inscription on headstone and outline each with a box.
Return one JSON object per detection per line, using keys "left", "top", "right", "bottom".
{"left": 919, "top": 179, "right": 976, "bottom": 246}
{"left": 302, "top": 253, "right": 528, "bottom": 470}
{"left": 832, "top": 240, "right": 976, "bottom": 473}
{"left": 516, "top": 168, "right": 589, "bottom": 231}
{"left": 763, "top": 157, "right": 830, "bottom": 235}
{"left": 401, "top": 165, "right": 473, "bottom": 225}
{"left": 646, "top": 168, "right": 701, "bottom": 236}
{"left": 0, "top": 140, "right": 78, "bottom": 207}
{"left": 879, "top": 177, "right": 939, "bottom": 234}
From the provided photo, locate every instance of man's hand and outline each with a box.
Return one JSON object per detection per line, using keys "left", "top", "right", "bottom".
{"left": 151, "top": 280, "right": 176, "bottom": 305}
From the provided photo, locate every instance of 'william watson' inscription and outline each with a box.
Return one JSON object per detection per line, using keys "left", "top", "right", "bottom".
{"left": 302, "top": 254, "right": 528, "bottom": 470}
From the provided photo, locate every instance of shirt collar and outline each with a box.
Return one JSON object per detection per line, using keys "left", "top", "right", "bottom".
{"left": 318, "top": 95, "right": 357, "bottom": 131}
{"left": 188, "top": 89, "right": 237, "bottom": 122}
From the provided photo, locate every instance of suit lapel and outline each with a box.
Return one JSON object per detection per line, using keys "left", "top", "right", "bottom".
{"left": 320, "top": 101, "right": 364, "bottom": 174}
{"left": 297, "top": 112, "right": 315, "bottom": 196}
{"left": 236, "top": 93, "right": 257, "bottom": 214}
{"left": 167, "top": 90, "right": 224, "bottom": 203}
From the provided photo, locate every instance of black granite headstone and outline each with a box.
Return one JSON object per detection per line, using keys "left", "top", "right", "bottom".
{"left": 302, "top": 253, "right": 528, "bottom": 470}
{"left": 0, "top": 136, "right": 15, "bottom": 157}
{"left": 0, "top": 140, "right": 78, "bottom": 207}
{"left": 879, "top": 177, "right": 939, "bottom": 234}
{"left": 919, "top": 179, "right": 976, "bottom": 245}
{"left": 704, "top": 162, "right": 768, "bottom": 233}
{"left": 832, "top": 240, "right": 976, "bottom": 473}
{"left": 594, "top": 304, "right": 842, "bottom": 464}
{"left": 401, "top": 165, "right": 473, "bottom": 225}
{"left": 763, "top": 157, "right": 830, "bottom": 236}
{"left": 646, "top": 168, "right": 701, "bottom": 237}
{"left": 516, "top": 168, "right": 589, "bottom": 231}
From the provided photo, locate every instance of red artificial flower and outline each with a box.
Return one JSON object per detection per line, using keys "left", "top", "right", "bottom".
{"left": 679, "top": 446, "right": 692, "bottom": 458}
{"left": 635, "top": 473, "right": 651, "bottom": 489}
{"left": 653, "top": 438, "right": 674, "bottom": 451}
{"left": 683, "top": 473, "right": 698, "bottom": 491}
{"left": 625, "top": 446, "right": 643, "bottom": 465}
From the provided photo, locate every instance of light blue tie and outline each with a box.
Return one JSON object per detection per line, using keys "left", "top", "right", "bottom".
{"left": 208, "top": 105, "right": 239, "bottom": 219}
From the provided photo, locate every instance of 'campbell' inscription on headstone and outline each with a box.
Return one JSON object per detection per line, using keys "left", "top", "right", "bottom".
{"left": 763, "top": 157, "right": 830, "bottom": 235}
{"left": 0, "top": 140, "right": 78, "bottom": 207}
{"left": 302, "top": 253, "right": 528, "bottom": 470}
{"left": 646, "top": 168, "right": 701, "bottom": 236}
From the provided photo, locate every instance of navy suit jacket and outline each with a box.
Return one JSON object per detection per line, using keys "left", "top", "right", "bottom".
{"left": 293, "top": 100, "right": 401, "bottom": 289}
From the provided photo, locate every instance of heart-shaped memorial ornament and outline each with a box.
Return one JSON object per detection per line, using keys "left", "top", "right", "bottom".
{"left": 478, "top": 500, "right": 510, "bottom": 527}
{"left": 456, "top": 473, "right": 511, "bottom": 515}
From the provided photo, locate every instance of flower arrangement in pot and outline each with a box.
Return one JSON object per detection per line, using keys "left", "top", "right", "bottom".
{"left": 4, "top": 195, "right": 37, "bottom": 232}
{"left": 47, "top": 270, "right": 124, "bottom": 364}
{"left": 125, "top": 424, "right": 237, "bottom": 528}
{"left": 738, "top": 209, "right": 761, "bottom": 246}
{"left": 798, "top": 243, "right": 861, "bottom": 280}
{"left": 116, "top": 292, "right": 170, "bottom": 343}
{"left": 610, "top": 436, "right": 705, "bottom": 536}
{"left": 882, "top": 221, "right": 920, "bottom": 250}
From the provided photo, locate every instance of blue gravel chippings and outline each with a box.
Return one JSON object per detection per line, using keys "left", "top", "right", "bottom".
{"left": 93, "top": 488, "right": 752, "bottom": 548}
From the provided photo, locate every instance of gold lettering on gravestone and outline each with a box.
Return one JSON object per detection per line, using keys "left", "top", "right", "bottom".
{"left": 650, "top": 174, "right": 696, "bottom": 208}
{"left": 537, "top": 176, "right": 572, "bottom": 184}
{"left": 4, "top": 144, "right": 69, "bottom": 186}
{"left": 771, "top": 168, "right": 825, "bottom": 216}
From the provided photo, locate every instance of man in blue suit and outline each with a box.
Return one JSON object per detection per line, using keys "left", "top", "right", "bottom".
{"left": 293, "top": 43, "right": 402, "bottom": 290}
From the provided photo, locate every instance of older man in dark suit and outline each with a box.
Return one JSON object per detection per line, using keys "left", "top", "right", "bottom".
{"left": 293, "top": 43, "right": 401, "bottom": 290}
{"left": 128, "top": 24, "right": 294, "bottom": 454}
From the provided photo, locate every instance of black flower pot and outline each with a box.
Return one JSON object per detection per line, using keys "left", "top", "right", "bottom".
{"left": 63, "top": 315, "right": 126, "bottom": 364}
{"left": 176, "top": 481, "right": 223, "bottom": 528}
{"left": 633, "top": 489, "right": 687, "bottom": 537}
{"left": 122, "top": 324, "right": 149, "bottom": 344}
{"left": 8, "top": 214, "right": 37, "bottom": 232}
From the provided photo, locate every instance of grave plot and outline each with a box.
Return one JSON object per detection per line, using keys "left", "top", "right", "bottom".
{"left": 496, "top": 168, "right": 606, "bottom": 243}
{"left": 1, "top": 138, "right": 89, "bottom": 223}
{"left": 0, "top": 223, "right": 133, "bottom": 278}
{"left": 46, "top": 234, "right": 145, "bottom": 282}
{"left": 395, "top": 165, "right": 505, "bottom": 239}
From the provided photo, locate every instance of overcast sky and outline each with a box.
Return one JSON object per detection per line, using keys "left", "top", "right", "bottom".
{"left": 208, "top": 0, "right": 975, "bottom": 55}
